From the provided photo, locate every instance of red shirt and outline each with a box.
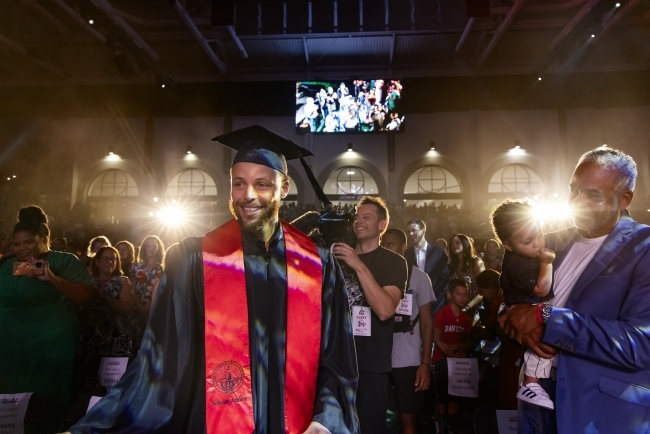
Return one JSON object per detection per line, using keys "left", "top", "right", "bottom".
{"left": 432, "top": 304, "right": 473, "bottom": 363}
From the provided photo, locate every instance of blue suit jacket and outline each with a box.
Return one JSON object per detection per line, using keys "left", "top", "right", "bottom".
{"left": 543, "top": 214, "right": 650, "bottom": 434}
{"left": 405, "top": 243, "right": 449, "bottom": 301}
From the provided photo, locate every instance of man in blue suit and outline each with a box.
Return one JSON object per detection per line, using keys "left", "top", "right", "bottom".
{"left": 405, "top": 219, "right": 449, "bottom": 314}
{"left": 500, "top": 147, "right": 650, "bottom": 434}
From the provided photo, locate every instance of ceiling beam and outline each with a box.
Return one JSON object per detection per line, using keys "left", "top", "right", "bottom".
{"left": 547, "top": 0, "right": 600, "bottom": 53}
{"left": 491, "top": 0, "right": 587, "bottom": 14}
{"left": 475, "top": 0, "right": 527, "bottom": 70}
{"left": 213, "top": 29, "right": 474, "bottom": 42}
{"left": 0, "top": 51, "right": 36, "bottom": 77}
{"left": 599, "top": 0, "right": 644, "bottom": 34}
{"left": 51, "top": 0, "right": 109, "bottom": 46}
{"left": 227, "top": 26, "right": 248, "bottom": 59}
{"left": 51, "top": 0, "right": 174, "bottom": 84}
{"left": 173, "top": 1, "right": 229, "bottom": 78}
{"left": 554, "top": 0, "right": 643, "bottom": 73}
{"left": 0, "top": 34, "right": 71, "bottom": 80}
{"left": 456, "top": 18, "right": 475, "bottom": 52}
{"left": 89, "top": 0, "right": 160, "bottom": 61}
{"left": 303, "top": 37, "right": 310, "bottom": 66}
{"left": 20, "top": 0, "right": 71, "bottom": 35}
{"left": 113, "top": 8, "right": 191, "bottom": 27}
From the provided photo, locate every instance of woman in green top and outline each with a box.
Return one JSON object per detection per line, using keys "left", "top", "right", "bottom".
{"left": 0, "top": 206, "right": 95, "bottom": 433}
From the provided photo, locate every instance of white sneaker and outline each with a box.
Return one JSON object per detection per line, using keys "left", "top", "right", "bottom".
{"left": 517, "top": 383, "right": 555, "bottom": 409}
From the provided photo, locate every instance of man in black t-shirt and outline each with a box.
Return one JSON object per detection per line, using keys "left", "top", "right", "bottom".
{"left": 333, "top": 196, "right": 408, "bottom": 434}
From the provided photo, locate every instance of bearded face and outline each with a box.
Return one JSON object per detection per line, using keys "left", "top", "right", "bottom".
{"left": 568, "top": 162, "right": 632, "bottom": 238}
{"left": 229, "top": 162, "right": 288, "bottom": 235}
{"left": 229, "top": 196, "right": 281, "bottom": 233}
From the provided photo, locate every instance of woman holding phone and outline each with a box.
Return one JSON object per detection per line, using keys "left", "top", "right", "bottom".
{"left": 0, "top": 206, "right": 94, "bottom": 432}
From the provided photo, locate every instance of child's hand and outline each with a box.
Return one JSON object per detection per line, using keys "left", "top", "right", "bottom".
{"left": 538, "top": 247, "right": 555, "bottom": 264}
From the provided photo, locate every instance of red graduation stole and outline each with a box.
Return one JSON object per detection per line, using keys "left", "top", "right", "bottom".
{"left": 203, "top": 219, "right": 323, "bottom": 434}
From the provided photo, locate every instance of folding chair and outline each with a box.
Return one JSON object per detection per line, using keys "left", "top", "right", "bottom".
{"left": 431, "top": 362, "right": 474, "bottom": 434}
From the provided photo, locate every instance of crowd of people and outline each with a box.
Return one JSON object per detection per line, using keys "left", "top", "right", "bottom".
{"left": 280, "top": 200, "right": 493, "bottom": 244}
{"left": 296, "top": 79, "right": 404, "bottom": 133}
{"left": 0, "top": 208, "right": 168, "bottom": 432}
{"left": 1, "top": 129, "right": 648, "bottom": 434}
{"left": 0, "top": 200, "right": 510, "bottom": 433}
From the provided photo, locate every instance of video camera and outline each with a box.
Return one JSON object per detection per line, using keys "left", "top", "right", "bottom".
{"left": 293, "top": 152, "right": 357, "bottom": 248}
{"left": 318, "top": 204, "right": 356, "bottom": 248}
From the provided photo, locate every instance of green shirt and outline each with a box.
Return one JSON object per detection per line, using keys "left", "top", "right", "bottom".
{"left": 0, "top": 251, "right": 93, "bottom": 432}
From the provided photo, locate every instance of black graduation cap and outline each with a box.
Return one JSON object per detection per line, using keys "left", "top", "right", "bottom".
{"left": 211, "top": 125, "right": 313, "bottom": 176}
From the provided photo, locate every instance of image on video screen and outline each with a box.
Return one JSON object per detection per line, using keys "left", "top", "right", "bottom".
{"left": 295, "top": 79, "right": 404, "bottom": 134}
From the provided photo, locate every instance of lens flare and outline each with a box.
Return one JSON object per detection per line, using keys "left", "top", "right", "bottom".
{"left": 530, "top": 198, "right": 573, "bottom": 230}
{"left": 159, "top": 206, "right": 186, "bottom": 226}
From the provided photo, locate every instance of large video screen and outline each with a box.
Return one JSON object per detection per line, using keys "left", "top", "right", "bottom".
{"left": 296, "top": 79, "right": 404, "bottom": 134}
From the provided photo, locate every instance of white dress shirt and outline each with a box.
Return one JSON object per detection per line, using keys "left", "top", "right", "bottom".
{"left": 414, "top": 241, "right": 428, "bottom": 271}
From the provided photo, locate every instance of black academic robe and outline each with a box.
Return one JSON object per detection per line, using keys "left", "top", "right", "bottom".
{"left": 70, "top": 227, "right": 359, "bottom": 434}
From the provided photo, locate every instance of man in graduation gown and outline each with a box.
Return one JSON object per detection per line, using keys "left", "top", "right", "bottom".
{"left": 67, "top": 126, "right": 359, "bottom": 434}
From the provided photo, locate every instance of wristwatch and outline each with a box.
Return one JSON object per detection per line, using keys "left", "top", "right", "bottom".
{"left": 541, "top": 304, "right": 553, "bottom": 325}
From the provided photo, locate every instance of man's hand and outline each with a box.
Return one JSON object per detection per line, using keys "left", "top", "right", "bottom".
{"left": 498, "top": 304, "right": 558, "bottom": 358}
{"left": 498, "top": 304, "right": 542, "bottom": 343}
{"left": 414, "top": 364, "right": 431, "bottom": 392}
{"left": 331, "top": 243, "right": 363, "bottom": 271}
{"left": 303, "top": 421, "right": 332, "bottom": 434}
{"left": 522, "top": 326, "right": 558, "bottom": 359}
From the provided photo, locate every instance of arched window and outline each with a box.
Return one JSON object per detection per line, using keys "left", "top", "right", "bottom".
{"left": 488, "top": 164, "right": 544, "bottom": 194}
{"left": 165, "top": 169, "right": 218, "bottom": 197}
{"left": 88, "top": 169, "right": 139, "bottom": 197}
{"left": 405, "top": 165, "right": 462, "bottom": 194}
{"left": 288, "top": 176, "right": 298, "bottom": 196}
{"left": 403, "top": 165, "right": 462, "bottom": 206}
{"left": 324, "top": 167, "right": 378, "bottom": 198}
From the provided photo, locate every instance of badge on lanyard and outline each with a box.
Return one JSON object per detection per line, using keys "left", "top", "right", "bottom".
{"left": 396, "top": 293, "right": 413, "bottom": 316}
{"left": 353, "top": 305, "right": 371, "bottom": 336}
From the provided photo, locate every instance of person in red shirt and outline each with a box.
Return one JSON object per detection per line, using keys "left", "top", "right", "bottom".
{"left": 432, "top": 279, "right": 474, "bottom": 415}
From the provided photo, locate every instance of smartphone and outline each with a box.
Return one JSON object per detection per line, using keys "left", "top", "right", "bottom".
{"left": 13, "top": 261, "right": 45, "bottom": 276}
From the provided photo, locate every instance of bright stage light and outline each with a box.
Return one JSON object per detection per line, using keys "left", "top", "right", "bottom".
{"left": 105, "top": 152, "right": 121, "bottom": 162}
{"left": 508, "top": 145, "right": 525, "bottom": 156}
{"left": 533, "top": 200, "right": 572, "bottom": 225}
{"left": 159, "top": 206, "right": 186, "bottom": 226}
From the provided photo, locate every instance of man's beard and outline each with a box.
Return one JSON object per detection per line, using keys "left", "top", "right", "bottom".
{"left": 229, "top": 198, "right": 281, "bottom": 233}
{"left": 572, "top": 208, "right": 619, "bottom": 235}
